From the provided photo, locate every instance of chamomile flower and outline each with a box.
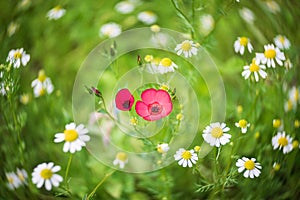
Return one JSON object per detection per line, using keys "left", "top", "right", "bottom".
{"left": 174, "top": 148, "right": 198, "bottom": 168}
{"left": 199, "top": 14, "right": 215, "bottom": 35}
{"left": 239, "top": 7, "right": 255, "bottom": 24}
{"left": 288, "top": 86, "right": 299, "bottom": 105}
{"left": 274, "top": 35, "right": 291, "bottom": 50}
{"left": 113, "top": 152, "right": 128, "bottom": 169}
{"left": 6, "top": 48, "right": 30, "bottom": 68}
{"left": 99, "top": 22, "right": 122, "bottom": 38}
{"left": 234, "top": 37, "right": 253, "bottom": 55}
{"left": 31, "top": 70, "right": 54, "bottom": 97}
{"left": 272, "top": 131, "right": 293, "bottom": 154}
{"left": 54, "top": 122, "right": 90, "bottom": 153}
{"left": 175, "top": 40, "right": 199, "bottom": 58}
{"left": 16, "top": 168, "right": 28, "bottom": 185}
{"left": 256, "top": 44, "right": 285, "bottom": 68}
{"left": 137, "top": 11, "right": 157, "bottom": 25}
{"left": 236, "top": 157, "right": 262, "bottom": 178}
{"left": 284, "top": 99, "right": 294, "bottom": 112}
{"left": 32, "top": 162, "right": 63, "bottom": 191}
{"left": 242, "top": 58, "right": 267, "bottom": 82}
{"left": 115, "top": 1, "right": 135, "bottom": 14}
{"left": 6, "top": 172, "right": 21, "bottom": 190}
{"left": 273, "top": 119, "right": 282, "bottom": 129}
{"left": 46, "top": 6, "right": 66, "bottom": 20}
{"left": 157, "top": 143, "right": 170, "bottom": 154}
{"left": 157, "top": 58, "right": 178, "bottom": 74}
{"left": 202, "top": 122, "right": 231, "bottom": 147}
{"left": 235, "top": 119, "right": 250, "bottom": 133}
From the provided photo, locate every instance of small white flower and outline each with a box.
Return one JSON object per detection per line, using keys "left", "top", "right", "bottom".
{"left": 202, "top": 122, "right": 231, "bottom": 147}
{"left": 0, "top": 82, "right": 6, "bottom": 96}
{"left": 31, "top": 70, "right": 54, "bottom": 97}
{"left": 16, "top": 168, "right": 28, "bottom": 185}
{"left": 274, "top": 35, "right": 291, "bottom": 50}
{"left": 235, "top": 119, "right": 250, "bottom": 133}
{"left": 6, "top": 172, "right": 21, "bottom": 190}
{"left": 256, "top": 44, "right": 285, "bottom": 68}
{"left": 156, "top": 58, "right": 178, "bottom": 74}
{"left": 6, "top": 48, "right": 30, "bottom": 68}
{"left": 288, "top": 86, "right": 300, "bottom": 105}
{"left": 175, "top": 40, "right": 199, "bottom": 58}
{"left": 137, "top": 11, "right": 157, "bottom": 25}
{"left": 239, "top": 7, "right": 255, "bottom": 24}
{"left": 272, "top": 131, "right": 293, "bottom": 154}
{"left": 32, "top": 162, "right": 63, "bottom": 191}
{"left": 174, "top": 148, "right": 198, "bottom": 168}
{"left": 115, "top": 1, "right": 135, "bottom": 14}
{"left": 234, "top": 37, "right": 253, "bottom": 55}
{"left": 54, "top": 122, "right": 90, "bottom": 153}
{"left": 199, "top": 14, "right": 215, "bottom": 35}
{"left": 242, "top": 58, "right": 267, "bottom": 82}
{"left": 157, "top": 143, "right": 170, "bottom": 154}
{"left": 99, "top": 22, "right": 122, "bottom": 38}
{"left": 236, "top": 157, "right": 262, "bottom": 178}
{"left": 113, "top": 152, "right": 128, "bottom": 169}
{"left": 46, "top": 6, "right": 66, "bottom": 20}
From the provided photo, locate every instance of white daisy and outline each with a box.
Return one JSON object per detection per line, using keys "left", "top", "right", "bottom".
{"left": 16, "top": 168, "right": 28, "bottom": 185}
{"left": 202, "top": 122, "right": 231, "bottom": 147}
{"left": 46, "top": 6, "right": 66, "bottom": 20}
{"left": 175, "top": 40, "right": 199, "bottom": 58}
{"left": 115, "top": 1, "right": 135, "bottom": 14}
{"left": 31, "top": 70, "right": 54, "bottom": 97}
{"left": 113, "top": 152, "right": 128, "bottom": 169}
{"left": 54, "top": 122, "right": 90, "bottom": 153}
{"left": 156, "top": 58, "right": 178, "bottom": 74}
{"left": 242, "top": 58, "right": 267, "bottom": 82}
{"left": 157, "top": 143, "right": 170, "bottom": 154}
{"left": 137, "top": 11, "right": 157, "bottom": 25}
{"left": 32, "top": 162, "right": 63, "bottom": 191}
{"left": 99, "top": 22, "right": 122, "bottom": 38}
{"left": 272, "top": 131, "right": 293, "bottom": 154}
{"left": 6, "top": 172, "right": 21, "bottom": 190}
{"left": 174, "top": 148, "right": 198, "bottom": 168}
{"left": 234, "top": 37, "right": 253, "bottom": 55}
{"left": 288, "top": 86, "right": 299, "bottom": 105}
{"left": 256, "top": 44, "right": 285, "bottom": 68}
{"left": 236, "top": 157, "right": 262, "bottom": 178}
{"left": 274, "top": 35, "right": 291, "bottom": 50}
{"left": 239, "top": 7, "right": 255, "bottom": 24}
{"left": 6, "top": 48, "right": 30, "bottom": 68}
{"left": 235, "top": 119, "right": 250, "bottom": 133}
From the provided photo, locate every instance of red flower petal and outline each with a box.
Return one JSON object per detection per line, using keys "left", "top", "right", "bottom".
{"left": 115, "top": 89, "right": 134, "bottom": 111}
{"left": 155, "top": 90, "right": 172, "bottom": 105}
{"left": 135, "top": 101, "right": 150, "bottom": 117}
{"left": 141, "top": 88, "right": 157, "bottom": 104}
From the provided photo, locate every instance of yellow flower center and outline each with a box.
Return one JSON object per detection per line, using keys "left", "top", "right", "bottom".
{"left": 64, "top": 129, "right": 78, "bottom": 142}
{"left": 292, "top": 140, "right": 299, "bottom": 149}
{"left": 273, "top": 163, "right": 280, "bottom": 171}
{"left": 17, "top": 172, "right": 25, "bottom": 181}
{"left": 273, "top": 119, "right": 281, "bottom": 128}
{"left": 239, "top": 37, "right": 248, "bottom": 46}
{"left": 7, "top": 176, "right": 14, "bottom": 183}
{"left": 194, "top": 146, "right": 201, "bottom": 152}
{"left": 278, "top": 137, "right": 288, "bottom": 146}
{"left": 295, "top": 120, "right": 300, "bottom": 128}
{"left": 116, "top": 152, "right": 128, "bottom": 161}
{"left": 150, "top": 24, "right": 160, "bottom": 32}
{"left": 181, "top": 150, "right": 192, "bottom": 160}
{"left": 249, "top": 60, "right": 260, "bottom": 72}
{"left": 211, "top": 127, "right": 223, "bottom": 138}
{"left": 294, "top": 89, "right": 299, "bottom": 101}
{"left": 264, "top": 49, "right": 276, "bottom": 59}
{"left": 287, "top": 99, "right": 293, "bottom": 111}
{"left": 255, "top": 131, "right": 260, "bottom": 139}
{"left": 181, "top": 41, "right": 192, "bottom": 51}
{"left": 38, "top": 70, "right": 47, "bottom": 82}
{"left": 40, "top": 169, "right": 53, "bottom": 179}
{"left": 14, "top": 51, "right": 22, "bottom": 59}
{"left": 54, "top": 5, "right": 61, "bottom": 11}
{"left": 279, "top": 36, "right": 285, "bottom": 44}
{"left": 39, "top": 88, "right": 46, "bottom": 96}
{"left": 160, "top": 58, "right": 172, "bottom": 67}
{"left": 157, "top": 145, "right": 165, "bottom": 153}
{"left": 238, "top": 119, "right": 247, "bottom": 128}
{"left": 244, "top": 160, "right": 255, "bottom": 170}
{"left": 144, "top": 55, "right": 153, "bottom": 62}
{"left": 176, "top": 113, "right": 183, "bottom": 121}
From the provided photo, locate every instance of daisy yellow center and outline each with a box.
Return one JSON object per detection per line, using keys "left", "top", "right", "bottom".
{"left": 294, "top": 89, "right": 299, "bottom": 101}
{"left": 238, "top": 119, "right": 247, "bottom": 128}
{"left": 279, "top": 36, "right": 285, "bottom": 44}
{"left": 244, "top": 160, "right": 255, "bottom": 170}
{"left": 54, "top": 6, "right": 61, "bottom": 11}
{"left": 160, "top": 58, "right": 172, "bottom": 67}
{"left": 39, "top": 88, "right": 46, "bottom": 96}
{"left": 64, "top": 129, "right": 78, "bottom": 142}
{"left": 181, "top": 41, "right": 192, "bottom": 51}
{"left": 14, "top": 51, "right": 22, "bottom": 59}
{"left": 273, "top": 119, "right": 281, "bottom": 128}
{"left": 249, "top": 62, "right": 259, "bottom": 72}
{"left": 18, "top": 173, "right": 25, "bottom": 181}
{"left": 264, "top": 49, "right": 276, "bottom": 59}
{"left": 239, "top": 37, "right": 248, "bottom": 46}
{"left": 38, "top": 71, "right": 47, "bottom": 82}
{"left": 40, "top": 169, "right": 53, "bottom": 179}
{"left": 278, "top": 137, "right": 288, "bottom": 147}
{"left": 181, "top": 150, "right": 192, "bottom": 160}
{"left": 211, "top": 127, "right": 223, "bottom": 138}
{"left": 157, "top": 146, "right": 164, "bottom": 153}
{"left": 116, "top": 152, "right": 128, "bottom": 161}
{"left": 144, "top": 55, "right": 153, "bottom": 62}
{"left": 273, "top": 163, "right": 280, "bottom": 171}
{"left": 292, "top": 140, "right": 299, "bottom": 149}
{"left": 194, "top": 146, "right": 201, "bottom": 152}
{"left": 8, "top": 176, "right": 14, "bottom": 183}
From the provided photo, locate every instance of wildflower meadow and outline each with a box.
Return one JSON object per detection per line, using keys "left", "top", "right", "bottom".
{"left": 1, "top": 0, "right": 300, "bottom": 199}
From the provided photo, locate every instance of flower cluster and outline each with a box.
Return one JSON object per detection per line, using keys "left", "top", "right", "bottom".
{"left": 31, "top": 70, "right": 54, "bottom": 98}
{"left": 5, "top": 168, "right": 28, "bottom": 190}
{"left": 144, "top": 56, "right": 178, "bottom": 74}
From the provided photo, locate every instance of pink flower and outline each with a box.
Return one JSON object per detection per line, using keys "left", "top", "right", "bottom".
{"left": 115, "top": 89, "right": 134, "bottom": 111}
{"left": 135, "top": 88, "right": 173, "bottom": 121}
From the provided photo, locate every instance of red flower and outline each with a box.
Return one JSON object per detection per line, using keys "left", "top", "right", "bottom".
{"left": 115, "top": 89, "right": 134, "bottom": 111}
{"left": 135, "top": 88, "right": 173, "bottom": 121}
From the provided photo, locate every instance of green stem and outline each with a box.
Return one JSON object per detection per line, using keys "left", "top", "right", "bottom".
{"left": 101, "top": 97, "right": 116, "bottom": 121}
{"left": 86, "top": 170, "right": 116, "bottom": 200}
{"left": 64, "top": 154, "right": 73, "bottom": 189}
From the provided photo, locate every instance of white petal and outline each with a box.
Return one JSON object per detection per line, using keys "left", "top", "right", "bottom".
{"left": 45, "top": 179, "right": 52, "bottom": 191}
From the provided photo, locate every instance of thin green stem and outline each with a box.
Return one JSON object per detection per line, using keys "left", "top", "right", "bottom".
{"left": 86, "top": 170, "right": 116, "bottom": 200}
{"left": 64, "top": 154, "right": 73, "bottom": 189}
